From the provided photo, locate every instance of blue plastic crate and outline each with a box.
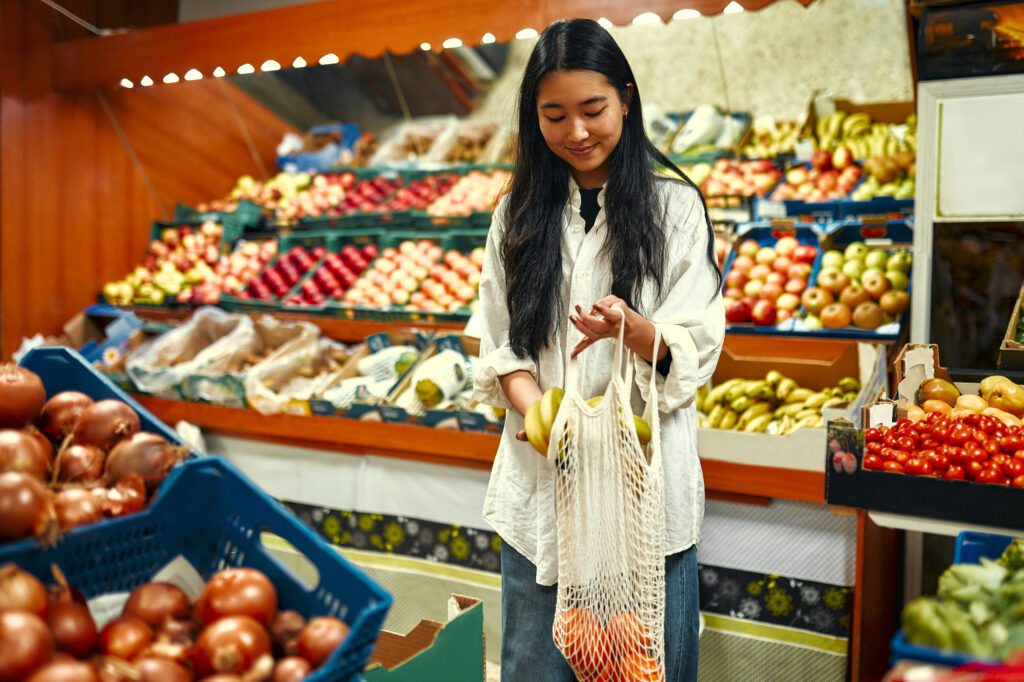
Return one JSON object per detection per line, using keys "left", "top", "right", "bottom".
{"left": 0, "top": 457, "right": 391, "bottom": 682}
{"left": 890, "top": 531, "right": 1016, "bottom": 668}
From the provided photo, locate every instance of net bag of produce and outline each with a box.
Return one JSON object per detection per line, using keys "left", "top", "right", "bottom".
{"left": 244, "top": 337, "right": 351, "bottom": 414}
{"left": 550, "top": 315, "right": 666, "bottom": 681}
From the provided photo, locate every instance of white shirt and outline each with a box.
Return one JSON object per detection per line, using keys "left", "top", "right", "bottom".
{"left": 473, "top": 174, "right": 725, "bottom": 586}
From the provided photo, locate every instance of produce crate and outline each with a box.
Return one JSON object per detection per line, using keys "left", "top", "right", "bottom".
{"left": 837, "top": 195, "right": 914, "bottom": 220}
{"left": 753, "top": 162, "right": 867, "bottom": 223}
{"left": 280, "top": 230, "right": 383, "bottom": 312}
{"left": 998, "top": 281, "right": 1024, "bottom": 371}
{"left": 173, "top": 199, "right": 265, "bottom": 237}
{"left": 889, "top": 532, "right": 1015, "bottom": 667}
{"left": 0, "top": 457, "right": 391, "bottom": 682}
{"left": 219, "top": 232, "right": 330, "bottom": 313}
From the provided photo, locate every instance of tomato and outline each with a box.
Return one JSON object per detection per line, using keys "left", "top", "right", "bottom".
{"left": 905, "top": 458, "right": 934, "bottom": 476}
{"left": 883, "top": 432, "right": 898, "bottom": 448}
{"left": 865, "top": 428, "right": 882, "bottom": 444}
{"left": 1002, "top": 459, "right": 1024, "bottom": 479}
{"left": 1013, "top": 449, "right": 1024, "bottom": 462}
{"left": 892, "top": 450, "right": 911, "bottom": 465}
{"left": 920, "top": 438, "right": 942, "bottom": 451}
{"left": 931, "top": 426, "right": 950, "bottom": 443}
{"left": 948, "top": 424, "right": 973, "bottom": 446}
{"left": 966, "top": 461, "right": 985, "bottom": 480}
{"left": 866, "top": 442, "right": 884, "bottom": 455}
{"left": 979, "top": 416, "right": 1000, "bottom": 434}
{"left": 944, "top": 465, "right": 966, "bottom": 481}
{"left": 1013, "top": 475, "right": 1024, "bottom": 488}
{"left": 897, "top": 436, "right": 917, "bottom": 452}
{"left": 943, "top": 446, "right": 965, "bottom": 465}
{"left": 971, "top": 429, "right": 989, "bottom": 446}
{"left": 926, "top": 411, "right": 946, "bottom": 425}
{"left": 991, "top": 453, "right": 1010, "bottom": 467}
{"left": 895, "top": 419, "right": 914, "bottom": 432}
{"left": 924, "top": 451, "right": 949, "bottom": 472}
{"left": 984, "top": 439, "right": 1001, "bottom": 456}
{"left": 882, "top": 461, "right": 904, "bottom": 473}
{"left": 964, "top": 444, "right": 988, "bottom": 464}
{"left": 976, "top": 467, "right": 1008, "bottom": 485}
{"left": 863, "top": 454, "right": 883, "bottom": 471}
{"left": 961, "top": 413, "right": 981, "bottom": 427}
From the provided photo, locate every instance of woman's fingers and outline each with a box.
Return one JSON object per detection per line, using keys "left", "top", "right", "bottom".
{"left": 516, "top": 429, "right": 528, "bottom": 441}
{"left": 570, "top": 337, "right": 595, "bottom": 358}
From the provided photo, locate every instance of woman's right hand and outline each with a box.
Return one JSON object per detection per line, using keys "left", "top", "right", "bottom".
{"left": 515, "top": 430, "right": 528, "bottom": 442}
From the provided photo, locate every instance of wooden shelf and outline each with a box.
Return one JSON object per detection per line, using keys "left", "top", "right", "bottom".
{"left": 138, "top": 397, "right": 824, "bottom": 503}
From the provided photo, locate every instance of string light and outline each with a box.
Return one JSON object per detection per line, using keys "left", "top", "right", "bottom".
{"left": 631, "top": 12, "right": 661, "bottom": 25}
{"left": 318, "top": 53, "right": 339, "bottom": 65}
{"left": 261, "top": 59, "right": 281, "bottom": 72}
{"left": 673, "top": 9, "right": 700, "bottom": 20}
{"left": 119, "top": 78, "right": 134, "bottom": 88}
{"left": 596, "top": 17, "right": 613, "bottom": 29}
{"left": 442, "top": 38, "right": 462, "bottom": 49}
{"left": 212, "top": 67, "right": 226, "bottom": 77}
{"left": 515, "top": 28, "right": 537, "bottom": 39}
{"left": 481, "top": 33, "right": 495, "bottom": 44}
{"left": 420, "top": 42, "right": 432, "bottom": 51}
{"left": 723, "top": 1, "right": 745, "bottom": 13}
{"left": 140, "top": 76, "right": 154, "bottom": 86}
{"left": 184, "top": 69, "right": 202, "bottom": 81}
{"left": 292, "top": 57, "right": 307, "bottom": 68}
{"left": 237, "top": 63, "right": 255, "bottom": 75}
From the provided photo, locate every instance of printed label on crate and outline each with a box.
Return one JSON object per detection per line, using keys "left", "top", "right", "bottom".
{"left": 423, "top": 409, "right": 461, "bottom": 430}
{"left": 379, "top": 405, "right": 411, "bottom": 424}
{"left": 434, "top": 335, "right": 467, "bottom": 355}
{"left": 456, "top": 411, "right": 503, "bottom": 434}
{"left": 308, "top": 399, "right": 338, "bottom": 417}
{"left": 757, "top": 201, "right": 787, "bottom": 218}
{"left": 365, "top": 333, "right": 393, "bottom": 354}
{"left": 336, "top": 403, "right": 383, "bottom": 421}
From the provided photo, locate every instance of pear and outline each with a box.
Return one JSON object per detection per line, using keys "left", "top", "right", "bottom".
{"left": 979, "top": 375, "right": 1012, "bottom": 402}
{"left": 917, "top": 378, "right": 960, "bottom": 407}
{"left": 988, "top": 381, "right": 1024, "bottom": 418}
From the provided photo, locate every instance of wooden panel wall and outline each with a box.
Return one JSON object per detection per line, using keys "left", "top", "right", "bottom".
{"left": 0, "top": 0, "right": 296, "bottom": 359}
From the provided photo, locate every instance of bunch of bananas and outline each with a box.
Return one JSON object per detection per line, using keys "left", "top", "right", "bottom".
{"left": 524, "top": 387, "right": 652, "bottom": 457}
{"left": 697, "top": 371, "right": 861, "bottom": 435}
{"left": 740, "top": 119, "right": 801, "bottom": 159}
{"left": 816, "top": 111, "right": 917, "bottom": 160}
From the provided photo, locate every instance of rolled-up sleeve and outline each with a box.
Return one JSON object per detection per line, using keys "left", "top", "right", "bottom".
{"left": 634, "top": 189, "right": 725, "bottom": 413}
{"left": 473, "top": 198, "right": 537, "bottom": 409}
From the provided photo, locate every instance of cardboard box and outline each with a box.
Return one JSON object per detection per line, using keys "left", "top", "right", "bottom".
{"left": 362, "top": 595, "right": 484, "bottom": 682}
{"left": 998, "top": 281, "right": 1024, "bottom": 370}
{"left": 825, "top": 343, "right": 1024, "bottom": 530}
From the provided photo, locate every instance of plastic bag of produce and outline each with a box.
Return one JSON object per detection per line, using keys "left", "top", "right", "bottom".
{"left": 549, "top": 316, "right": 667, "bottom": 680}
{"left": 368, "top": 116, "right": 457, "bottom": 166}
{"left": 245, "top": 337, "right": 352, "bottom": 414}
{"left": 424, "top": 119, "right": 498, "bottom": 164}
{"left": 126, "top": 307, "right": 256, "bottom": 396}
{"left": 409, "top": 349, "right": 473, "bottom": 408}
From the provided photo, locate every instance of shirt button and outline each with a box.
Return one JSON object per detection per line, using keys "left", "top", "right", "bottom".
{"left": 572, "top": 226, "right": 581, "bottom": 233}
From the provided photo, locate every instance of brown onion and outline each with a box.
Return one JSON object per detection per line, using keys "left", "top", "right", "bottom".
{"left": 134, "top": 656, "right": 191, "bottom": 682}
{"left": 272, "top": 656, "right": 312, "bottom": 682}
{"left": 0, "top": 429, "right": 53, "bottom": 480}
{"left": 156, "top": 618, "right": 195, "bottom": 645}
{"left": 297, "top": 616, "right": 349, "bottom": 667}
{"left": 193, "top": 615, "right": 271, "bottom": 676}
{"left": 0, "top": 471, "right": 57, "bottom": 542}
{"left": 194, "top": 567, "right": 278, "bottom": 627}
{"left": 57, "top": 445, "right": 105, "bottom": 484}
{"left": 0, "top": 563, "right": 48, "bottom": 617}
{"left": 123, "top": 582, "right": 190, "bottom": 628}
{"left": 0, "top": 610, "right": 55, "bottom": 680}
{"left": 47, "top": 601, "right": 98, "bottom": 658}
{"left": 0, "top": 365, "right": 46, "bottom": 430}
{"left": 105, "top": 433, "right": 183, "bottom": 493}
{"left": 96, "top": 474, "right": 146, "bottom": 518}
{"left": 72, "top": 401, "right": 140, "bottom": 452}
{"left": 270, "top": 609, "right": 306, "bottom": 657}
{"left": 26, "top": 660, "right": 98, "bottom": 682}
{"left": 54, "top": 489, "right": 105, "bottom": 533}
{"left": 37, "top": 392, "right": 93, "bottom": 442}
{"left": 198, "top": 676, "right": 242, "bottom": 682}
{"left": 98, "top": 615, "right": 153, "bottom": 661}
{"left": 91, "top": 657, "right": 135, "bottom": 682}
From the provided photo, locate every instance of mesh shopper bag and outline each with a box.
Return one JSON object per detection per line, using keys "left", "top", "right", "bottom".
{"left": 550, "top": 313, "right": 666, "bottom": 682}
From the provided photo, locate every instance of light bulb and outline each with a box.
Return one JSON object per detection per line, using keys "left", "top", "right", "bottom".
{"left": 631, "top": 12, "right": 661, "bottom": 25}
{"left": 481, "top": 33, "right": 495, "bottom": 44}
{"left": 293, "top": 57, "right": 307, "bottom": 68}
{"left": 237, "top": 63, "right": 255, "bottom": 75}
{"left": 442, "top": 38, "right": 462, "bottom": 49}
{"left": 673, "top": 9, "right": 700, "bottom": 20}
{"left": 140, "top": 76, "right": 154, "bottom": 86}
{"left": 420, "top": 42, "right": 432, "bottom": 51}
{"left": 723, "top": 1, "right": 744, "bottom": 13}
{"left": 119, "top": 78, "right": 134, "bottom": 88}
{"left": 318, "top": 53, "right": 339, "bottom": 65}
{"left": 261, "top": 59, "right": 281, "bottom": 72}
{"left": 212, "top": 67, "right": 226, "bottom": 77}
{"left": 184, "top": 69, "right": 202, "bottom": 81}
{"left": 162, "top": 73, "right": 180, "bottom": 84}
{"left": 515, "top": 28, "right": 537, "bottom": 40}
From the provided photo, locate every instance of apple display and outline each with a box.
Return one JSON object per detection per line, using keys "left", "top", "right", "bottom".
{"left": 792, "top": 245, "right": 818, "bottom": 264}
{"left": 801, "top": 287, "right": 833, "bottom": 315}
{"left": 817, "top": 269, "right": 851, "bottom": 295}
{"left": 885, "top": 269, "right": 910, "bottom": 291}
{"left": 852, "top": 301, "right": 884, "bottom": 330}
{"left": 862, "top": 271, "right": 892, "bottom": 299}
{"left": 864, "top": 250, "right": 888, "bottom": 270}
{"left": 838, "top": 284, "right": 871, "bottom": 310}
{"left": 725, "top": 299, "right": 752, "bottom": 323}
{"left": 751, "top": 300, "right": 777, "bottom": 326}
{"left": 821, "top": 250, "right": 844, "bottom": 270}
{"left": 787, "top": 262, "right": 812, "bottom": 280}
{"left": 699, "top": 160, "right": 783, "bottom": 203}
{"left": 820, "top": 302, "right": 852, "bottom": 329}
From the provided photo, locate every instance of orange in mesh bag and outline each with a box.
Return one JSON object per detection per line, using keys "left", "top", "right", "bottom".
{"left": 550, "top": 311, "right": 665, "bottom": 681}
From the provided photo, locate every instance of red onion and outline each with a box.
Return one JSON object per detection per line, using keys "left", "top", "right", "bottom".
{"left": 272, "top": 657, "right": 312, "bottom": 682}
{"left": 105, "top": 433, "right": 183, "bottom": 493}
{"left": 0, "top": 471, "right": 57, "bottom": 542}
{"left": 53, "top": 489, "right": 105, "bottom": 533}
{"left": 123, "top": 582, "right": 191, "bottom": 628}
{"left": 47, "top": 601, "right": 98, "bottom": 658}
{"left": 134, "top": 656, "right": 191, "bottom": 682}
{"left": 0, "top": 429, "right": 53, "bottom": 480}
{"left": 0, "top": 610, "right": 55, "bottom": 680}
{"left": 270, "top": 610, "right": 306, "bottom": 657}
{"left": 72, "top": 401, "right": 140, "bottom": 452}
{"left": 193, "top": 615, "right": 271, "bottom": 676}
{"left": 96, "top": 475, "right": 146, "bottom": 518}
{"left": 98, "top": 615, "right": 153, "bottom": 661}
{"left": 57, "top": 445, "right": 105, "bottom": 484}
{"left": 27, "top": 660, "right": 99, "bottom": 682}
{"left": 37, "top": 392, "right": 93, "bottom": 442}
{"left": 298, "top": 616, "right": 349, "bottom": 667}
{"left": 0, "top": 365, "right": 46, "bottom": 429}
{"left": 0, "top": 563, "right": 48, "bottom": 617}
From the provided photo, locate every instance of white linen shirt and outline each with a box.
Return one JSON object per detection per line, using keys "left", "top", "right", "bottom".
{"left": 473, "top": 174, "right": 725, "bottom": 586}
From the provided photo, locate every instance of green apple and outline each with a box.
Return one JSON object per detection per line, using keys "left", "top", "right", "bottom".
{"left": 804, "top": 314, "right": 823, "bottom": 330}
{"left": 821, "top": 250, "right": 844, "bottom": 269}
{"left": 887, "top": 251, "right": 913, "bottom": 274}
{"left": 843, "top": 242, "right": 868, "bottom": 261}
{"left": 885, "top": 269, "right": 910, "bottom": 291}
{"left": 861, "top": 267, "right": 884, "bottom": 281}
{"left": 865, "top": 250, "right": 888, "bottom": 270}
{"left": 841, "top": 260, "right": 864, "bottom": 282}
{"left": 816, "top": 266, "right": 841, "bottom": 287}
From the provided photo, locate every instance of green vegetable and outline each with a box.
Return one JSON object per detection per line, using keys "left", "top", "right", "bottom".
{"left": 997, "top": 538, "right": 1024, "bottom": 572}
{"left": 902, "top": 597, "right": 954, "bottom": 650}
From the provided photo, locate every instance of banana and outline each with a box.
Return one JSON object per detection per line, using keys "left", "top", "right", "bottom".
{"left": 729, "top": 395, "right": 753, "bottom": 414}
{"left": 838, "top": 376, "right": 861, "bottom": 393}
{"left": 822, "top": 397, "right": 847, "bottom": 409}
{"left": 802, "top": 391, "right": 829, "bottom": 409}
{"left": 774, "top": 402, "right": 806, "bottom": 418}
{"left": 795, "top": 414, "right": 823, "bottom": 430}
{"left": 704, "top": 378, "right": 743, "bottom": 411}
{"left": 745, "top": 382, "right": 775, "bottom": 401}
{"left": 738, "top": 402, "right": 772, "bottom": 430}
{"left": 539, "top": 387, "right": 565, "bottom": 433}
{"left": 525, "top": 401, "right": 549, "bottom": 456}
{"left": 719, "top": 409, "right": 739, "bottom": 430}
{"left": 842, "top": 391, "right": 859, "bottom": 403}
{"left": 706, "top": 403, "right": 727, "bottom": 429}
{"left": 764, "top": 371, "right": 784, "bottom": 389}
{"left": 826, "top": 387, "right": 844, "bottom": 398}
{"left": 786, "top": 388, "right": 814, "bottom": 404}
{"left": 779, "top": 415, "right": 795, "bottom": 436}
{"left": 796, "top": 408, "right": 822, "bottom": 422}
{"left": 744, "top": 413, "right": 775, "bottom": 433}
{"left": 841, "top": 112, "right": 871, "bottom": 139}
{"left": 775, "top": 377, "right": 797, "bottom": 402}
{"left": 826, "top": 112, "right": 846, "bottom": 141}
{"left": 697, "top": 383, "right": 709, "bottom": 410}
{"left": 725, "top": 381, "right": 752, "bottom": 404}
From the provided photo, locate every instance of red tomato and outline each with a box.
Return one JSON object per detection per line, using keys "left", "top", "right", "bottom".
{"left": 863, "top": 454, "right": 883, "bottom": 471}
{"left": 984, "top": 439, "right": 1001, "bottom": 456}
{"left": 1013, "top": 475, "right": 1024, "bottom": 488}
{"left": 892, "top": 450, "right": 911, "bottom": 465}
{"left": 921, "top": 438, "right": 942, "bottom": 451}
{"left": 880, "top": 447, "right": 896, "bottom": 461}
{"left": 897, "top": 436, "right": 917, "bottom": 452}
{"left": 964, "top": 445, "right": 988, "bottom": 464}
{"left": 931, "top": 426, "right": 950, "bottom": 442}
{"left": 883, "top": 432, "right": 898, "bottom": 448}
{"left": 866, "top": 442, "right": 884, "bottom": 455}
{"left": 991, "top": 453, "right": 1010, "bottom": 467}
{"left": 924, "top": 451, "right": 949, "bottom": 472}
{"left": 966, "top": 461, "right": 985, "bottom": 480}
{"left": 895, "top": 419, "right": 914, "bottom": 432}
{"left": 882, "top": 461, "right": 904, "bottom": 473}
{"left": 961, "top": 413, "right": 981, "bottom": 427}
{"left": 926, "top": 411, "right": 946, "bottom": 425}
{"left": 948, "top": 424, "right": 973, "bottom": 446}
{"left": 971, "top": 429, "right": 989, "bottom": 446}
{"left": 976, "top": 467, "right": 1008, "bottom": 485}
{"left": 864, "top": 428, "right": 882, "bottom": 444}
{"left": 1002, "top": 459, "right": 1024, "bottom": 479}
{"left": 1013, "top": 449, "right": 1024, "bottom": 462}
{"left": 944, "top": 446, "right": 965, "bottom": 465}
{"left": 979, "top": 416, "right": 1000, "bottom": 434}
{"left": 905, "top": 458, "right": 934, "bottom": 476}
{"left": 944, "top": 465, "right": 966, "bottom": 480}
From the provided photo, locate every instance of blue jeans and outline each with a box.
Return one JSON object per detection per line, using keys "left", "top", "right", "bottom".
{"left": 500, "top": 540, "right": 699, "bottom": 681}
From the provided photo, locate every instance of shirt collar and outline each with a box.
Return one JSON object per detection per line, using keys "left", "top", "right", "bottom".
{"left": 567, "top": 174, "right": 606, "bottom": 211}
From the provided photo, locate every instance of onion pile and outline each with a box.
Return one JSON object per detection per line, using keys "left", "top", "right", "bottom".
{"left": 0, "top": 367, "right": 186, "bottom": 544}
{"left": 0, "top": 564, "right": 350, "bottom": 681}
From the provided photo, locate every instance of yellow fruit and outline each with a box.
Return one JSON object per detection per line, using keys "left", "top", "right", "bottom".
{"left": 980, "top": 375, "right": 1012, "bottom": 401}
{"left": 633, "top": 415, "right": 651, "bottom": 446}
{"left": 905, "top": 405, "right": 925, "bottom": 422}
{"left": 524, "top": 401, "right": 549, "bottom": 456}
{"left": 921, "top": 399, "right": 953, "bottom": 416}
{"left": 539, "top": 387, "right": 565, "bottom": 433}
{"left": 982, "top": 407, "right": 1022, "bottom": 427}
{"left": 989, "top": 381, "right": 1024, "bottom": 418}
{"left": 918, "top": 378, "right": 960, "bottom": 407}
{"left": 955, "top": 394, "right": 988, "bottom": 414}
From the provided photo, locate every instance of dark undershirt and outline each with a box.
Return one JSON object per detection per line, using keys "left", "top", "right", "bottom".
{"left": 577, "top": 187, "right": 672, "bottom": 377}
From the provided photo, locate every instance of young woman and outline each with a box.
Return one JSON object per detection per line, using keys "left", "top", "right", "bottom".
{"left": 472, "top": 18, "right": 725, "bottom": 681}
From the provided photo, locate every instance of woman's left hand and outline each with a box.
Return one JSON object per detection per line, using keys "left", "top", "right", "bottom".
{"left": 569, "top": 295, "right": 631, "bottom": 358}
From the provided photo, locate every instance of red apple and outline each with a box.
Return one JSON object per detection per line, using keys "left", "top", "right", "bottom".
{"left": 725, "top": 299, "right": 752, "bottom": 324}
{"left": 792, "top": 244, "right": 818, "bottom": 264}
{"left": 765, "top": 272, "right": 786, "bottom": 286}
{"left": 774, "top": 236, "right": 799, "bottom": 257}
{"left": 784, "top": 277, "right": 807, "bottom": 295}
{"left": 771, "top": 256, "right": 793, "bottom": 275}
{"left": 749, "top": 264, "right": 771, "bottom": 281}
{"left": 832, "top": 146, "right": 853, "bottom": 170}
{"left": 725, "top": 269, "right": 748, "bottom": 289}
{"left": 801, "top": 287, "right": 834, "bottom": 315}
{"left": 738, "top": 240, "right": 759, "bottom": 258}
{"left": 787, "top": 262, "right": 812, "bottom": 280}
{"left": 755, "top": 246, "right": 776, "bottom": 265}
{"left": 724, "top": 287, "right": 744, "bottom": 300}
{"left": 810, "top": 149, "right": 831, "bottom": 171}
{"left": 776, "top": 292, "right": 801, "bottom": 311}
{"left": 751, "top": 300, "right": 778, "bottom": 326}
{"left": 777, "top": 308, "right": 794, "bottom": 323}
{"left": 759, "top": 282, "right": 783, "bottom": 301}
{"left": 731, "top": 255, "right": 755, "bottom": 273}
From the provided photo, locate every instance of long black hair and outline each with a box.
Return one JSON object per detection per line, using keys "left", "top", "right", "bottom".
{"left": 501, "top": 18, "right": 720, "bottom": 360}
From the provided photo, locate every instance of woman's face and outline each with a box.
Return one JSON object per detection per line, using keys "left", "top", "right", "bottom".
{"left": 536, "top": 69, "right": 630, "bottom": 190}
